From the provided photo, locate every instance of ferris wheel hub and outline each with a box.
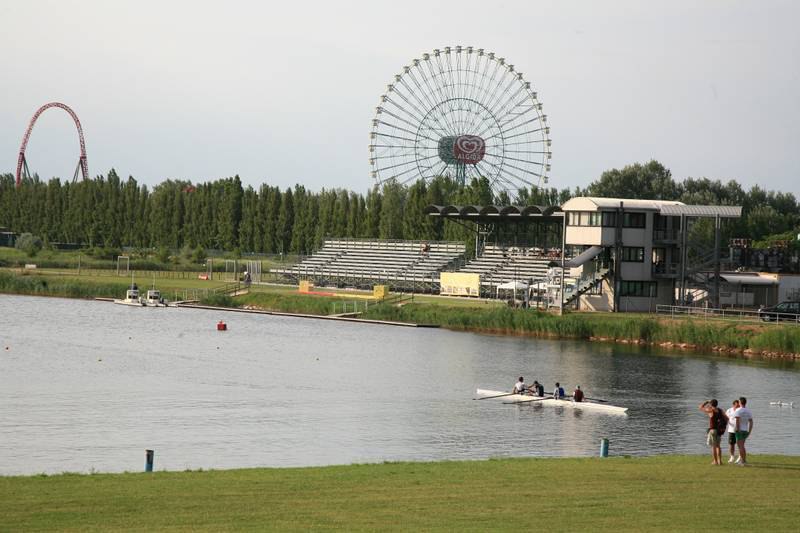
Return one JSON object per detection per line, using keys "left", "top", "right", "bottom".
{"left": 438, "top": 135, "right": 486, "bottom": 165}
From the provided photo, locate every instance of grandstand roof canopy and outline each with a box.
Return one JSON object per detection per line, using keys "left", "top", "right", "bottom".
{"left": 561, "top": 197, "right": 685, "bottom": 211}
{"left": 424, "top": 204, "right": 563, "bottom": 223}
{"left": 658, "top": 204, "right": 742, "bottom": 218}
{"left": 561, "top": 197, "right": 742, "bottom": 218}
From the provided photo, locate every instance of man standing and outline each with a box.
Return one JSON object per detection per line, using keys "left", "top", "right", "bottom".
{"left": 726, "top": 399, "right": 741, "bottom": 463}
{"left": 734, "top": 397, "right": 754, "bottom": 466}
{"left": 699, "top": 399, "right": 727, "bottom": 465}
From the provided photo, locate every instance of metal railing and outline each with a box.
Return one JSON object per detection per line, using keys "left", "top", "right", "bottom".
{"left": 653, "top": 228, "right": 679, "bottom": 241}
{"left": 655, "top": 304, "right": 800, "bottom": 325}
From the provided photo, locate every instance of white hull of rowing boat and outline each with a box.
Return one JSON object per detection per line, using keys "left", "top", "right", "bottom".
{"left": 476, "top": 389, "right": 628, "bottom": 415}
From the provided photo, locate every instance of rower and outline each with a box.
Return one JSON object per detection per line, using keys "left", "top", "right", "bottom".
{"left": 513, "top": 377, "right": 528, "bottom": 395}
{"left": 573, "top": 385, "right": 584, "bottom": 402}
{"left": 532, "top": 380, "right": 544, "bottom": 397}
{"left": 553, "top": 382, "right": 565, "bottom": 399}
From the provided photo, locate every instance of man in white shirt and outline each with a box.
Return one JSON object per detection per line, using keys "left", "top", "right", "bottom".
{"left": 726, "top": 399, "right": 740, "bottom": 463}
{"left": 512, "top": 377, "right": 528, "bottom": 395}
{"left": 733, "top": 397, "right": 754, "bottom": 466}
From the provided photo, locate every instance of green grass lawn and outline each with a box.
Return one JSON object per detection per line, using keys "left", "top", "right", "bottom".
{"left": 1, "top": 456, "right": 797, "bottom": 531}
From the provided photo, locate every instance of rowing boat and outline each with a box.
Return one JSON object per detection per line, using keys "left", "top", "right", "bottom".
{"left": 476, "top": 389, "right": 628, "bottom": 415}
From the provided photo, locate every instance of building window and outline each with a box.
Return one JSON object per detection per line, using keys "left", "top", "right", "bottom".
{"left": 622, "top": 212, "right": 646, "bottom": 228}
{"left": 621, "top": 247, "right": 645, "bottom": 262}
{"left": 601, "top": 212, "right": 617, "bottom": 227}
{"left": 620, "top": 280, "right": 657, "bottom": 297}
{"left": 566, "top": 211, "right": 603, "bottom": 227}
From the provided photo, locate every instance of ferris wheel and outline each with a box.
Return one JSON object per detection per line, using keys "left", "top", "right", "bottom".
{"left": 369, "top": 45, "right": 551, "bottom": 198}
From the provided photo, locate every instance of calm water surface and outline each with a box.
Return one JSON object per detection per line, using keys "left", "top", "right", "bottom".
{"left": 1, "top": 294, "right": 798, "bottom": 475}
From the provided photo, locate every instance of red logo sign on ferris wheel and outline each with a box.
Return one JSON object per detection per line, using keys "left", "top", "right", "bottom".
{"left": 453, "top": 135, "right": 486, "bottom": 164}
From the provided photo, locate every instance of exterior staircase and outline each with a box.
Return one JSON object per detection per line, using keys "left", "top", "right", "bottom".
{"left": 564, "top": 267, "right": 611, "bottom": 305}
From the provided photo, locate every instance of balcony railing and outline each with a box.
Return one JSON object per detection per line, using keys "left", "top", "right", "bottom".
{"left": 653, "top": 262, "right": 680, "bottom": 276}
{"left": 653, "top": 228, "right": 679, "bottom": 241}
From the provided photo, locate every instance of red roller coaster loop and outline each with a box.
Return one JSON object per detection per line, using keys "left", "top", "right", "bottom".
{"left": 15, "top": 102, "right": 89, "bottom": 188}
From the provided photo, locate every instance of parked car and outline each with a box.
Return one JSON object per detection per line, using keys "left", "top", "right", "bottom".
{"left": 758, "top": 301, "right": 800, "bottom": 322}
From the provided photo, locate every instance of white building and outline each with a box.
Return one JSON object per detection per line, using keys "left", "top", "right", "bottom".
{"left": 560, "top": 197, "right": 741, "bottom": 312}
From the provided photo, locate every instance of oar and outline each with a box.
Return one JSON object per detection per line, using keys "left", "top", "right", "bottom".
{"left": 584, "top": 396, "right": 609, "bottom": 403}
{"left": 503, "top": 396, "right": 554, "bottom": 404}
{"left": 474, "top": 391, "right": 519, "bottom": 400}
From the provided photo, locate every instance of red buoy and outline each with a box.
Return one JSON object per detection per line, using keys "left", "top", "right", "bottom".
{"left": 217, "top": 320, "right": 227, "bottom": 331}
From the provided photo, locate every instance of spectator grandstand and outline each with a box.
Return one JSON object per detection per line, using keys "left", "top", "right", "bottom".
{"left": 271, "top": 238, "right": 466, "bottom": 292}
{"left": 459, "top": 244, "right": 558, "bottom": 291}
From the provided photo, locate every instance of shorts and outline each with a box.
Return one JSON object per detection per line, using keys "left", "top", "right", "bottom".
{"left": 706, "top": 429, "right": 721, "bottom": 446}
{"left": 735, "top": 430, "right": 749, "bottom": 443}
{"left": 728, "top": 432, "right": 737, "bottom": 446}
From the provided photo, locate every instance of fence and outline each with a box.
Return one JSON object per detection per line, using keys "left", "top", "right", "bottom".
{"left": 171, "top": 281, "right": 242, "bottom": 303}
{"left": 655, "top": 304, "right": 800, "bottom": 326}
{"left": 330, "top": 301, "right": 369, "bottom": 315}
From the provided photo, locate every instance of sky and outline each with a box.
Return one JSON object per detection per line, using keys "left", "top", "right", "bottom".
{"left": 1, "top": 0, "right": 799, "bottom": 196}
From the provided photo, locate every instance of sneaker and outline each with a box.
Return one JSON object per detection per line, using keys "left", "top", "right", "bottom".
{"left": 735, "top": 457, "right": 742, "bottom": 464}
{"left": 728, "top": 456, "right": 736, "bottom": 463}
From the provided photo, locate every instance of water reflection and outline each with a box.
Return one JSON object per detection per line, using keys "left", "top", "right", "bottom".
{"left": 0, "top": 294, "right": 798, "bottom": 475}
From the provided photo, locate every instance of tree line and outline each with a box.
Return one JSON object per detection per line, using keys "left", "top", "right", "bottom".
{"left": 0, "top": 160, "right": 797, "bottom": 254}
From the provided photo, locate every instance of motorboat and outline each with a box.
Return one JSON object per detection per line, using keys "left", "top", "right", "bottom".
{"left": 142, "top": 289, "right": 167, "bottom": 307}
{"left": 114, "top": 286, "right": 144, "bottom": 307}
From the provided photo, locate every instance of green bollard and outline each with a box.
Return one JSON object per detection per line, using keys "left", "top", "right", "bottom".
{"left": 145, "top": 449, "right": 154, "bottom": 472}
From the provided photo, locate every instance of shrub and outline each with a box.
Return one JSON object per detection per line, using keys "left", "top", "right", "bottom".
{"left": 156, "top": 246, "right": 170, "bottom": 263}
{"left": 88, "top": 246, "right": 122, "bottom": 260}
{"left": 200, "top": 293, "right": 240, "bottom": 307}
{"left": 192, "top": 246, "right": 207, "bottom": 264}
{"left": 15, "top": 233, "right": 43, "bottom": 257}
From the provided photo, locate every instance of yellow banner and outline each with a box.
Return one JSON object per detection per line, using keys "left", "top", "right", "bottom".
{"left": 373, "top": 285, "right": 389, "bottom": 300}
{"left": 440, "top": 272, "right": 481, "bottom": 297}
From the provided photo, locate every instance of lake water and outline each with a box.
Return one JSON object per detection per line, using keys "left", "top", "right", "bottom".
{"left": 1, "top": 294, "right": 798, "bottom": 475}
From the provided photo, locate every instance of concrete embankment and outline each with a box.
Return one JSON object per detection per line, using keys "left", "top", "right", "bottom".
{"left": 176, "top": 302, "right": 439, "bottom": 328}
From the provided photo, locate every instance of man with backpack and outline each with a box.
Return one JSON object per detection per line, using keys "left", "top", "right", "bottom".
{"left": 699, "top": 399, "right": 728, "bottom": 465}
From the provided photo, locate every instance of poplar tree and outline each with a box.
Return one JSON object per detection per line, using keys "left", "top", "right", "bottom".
{"left": 378, "top": 180, "right": 404, "bottom": 239}
{"left": 276, "top": 187, "right": 294, "bottom": 255}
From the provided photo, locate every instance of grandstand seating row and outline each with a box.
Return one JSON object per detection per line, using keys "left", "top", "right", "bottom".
{"left": 271, "top": 239, "right": 466, "bottom": 289}
{"left": 459, "top": 245, "right": 557, "bottom": 286}
{"left": 271, "top": 239, "right": 560, "bottom": 292}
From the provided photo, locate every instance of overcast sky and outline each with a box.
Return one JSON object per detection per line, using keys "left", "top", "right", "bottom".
{"left": 1, "top": 0, "right": 798, "bottom": 196}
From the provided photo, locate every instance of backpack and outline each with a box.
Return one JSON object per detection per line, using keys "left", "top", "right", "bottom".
{"left": 714, "top": 408, "right": 728, "bottom": 435}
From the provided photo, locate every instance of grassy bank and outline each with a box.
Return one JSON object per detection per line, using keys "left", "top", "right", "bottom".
{"left": 360, "top": 303, "right": 800, "bottom": 357}
{"left": 0, "top": 270, "right": 229, "bottom": 300}
{"left": 0, "top": 270, "right": 133, "bottom": 299}
{"left": 1, "top": 456, "right": 798, "bottom": 531}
